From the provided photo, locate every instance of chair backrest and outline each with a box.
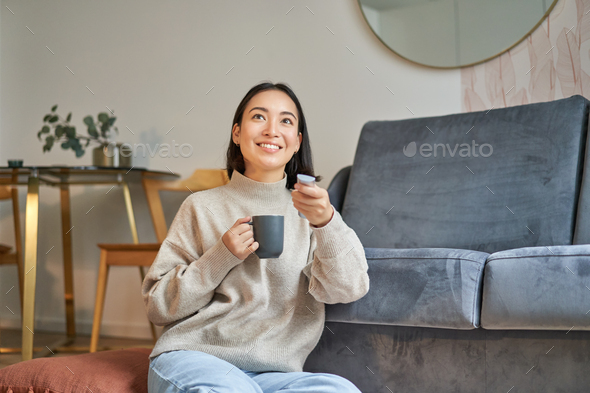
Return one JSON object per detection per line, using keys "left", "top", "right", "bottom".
{"left": 341, "top": 95, "right": 589, "bottom": 254}
{"left": 142, "top": 169, "right": 229, "bottom": 243}
{"left": 0, "top": 185, "right": 12, "bottom": 200}
{"left": 0, "top": 184, "right": 22, "bottom": 259}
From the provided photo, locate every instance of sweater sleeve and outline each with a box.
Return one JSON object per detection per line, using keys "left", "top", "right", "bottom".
{"left": 301, "top": 205, "right": 370, "bottom": 304}
{"left": 141, "top": 196, "right": 244, "bottom": 326}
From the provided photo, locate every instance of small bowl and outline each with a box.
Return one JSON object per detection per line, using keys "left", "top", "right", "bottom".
{"left": 7, "top": 159, "right": 23, "bottom": 168}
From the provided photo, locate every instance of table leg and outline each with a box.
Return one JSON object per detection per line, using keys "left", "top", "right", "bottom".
{"left": 121, "top": 181, "right": 157, "bottom": 342}
{"left": 121, "top": 182, "right": 138, "bottom": 244}
{"left": 21, "top": 176, "right": 39, "bottom": 361}
{"left": 60, "top": 184, "right": 76, "bottom": 338}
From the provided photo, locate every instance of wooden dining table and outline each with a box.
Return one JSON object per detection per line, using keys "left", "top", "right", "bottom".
{"left": 0, "top": 166, "right": 179, "bottom": 361}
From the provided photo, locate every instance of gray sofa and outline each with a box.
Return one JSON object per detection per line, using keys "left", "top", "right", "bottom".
{"left": 303, "top": 95, "right": 590, "bottom": 392}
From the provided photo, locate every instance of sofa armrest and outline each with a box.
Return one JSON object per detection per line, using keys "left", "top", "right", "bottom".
{"left": 325, "top": 247, "right": 488, "bottom": 329}
{"left": 481, "top": 245, "right": 590, "bottom": 330}
{"left": 327, "top": 165, "right": 351, "bottom": 214}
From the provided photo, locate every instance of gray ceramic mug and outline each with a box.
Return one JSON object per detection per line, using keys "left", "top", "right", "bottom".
{"left": 247, "top": 215, "right": 284, "bottom": 259}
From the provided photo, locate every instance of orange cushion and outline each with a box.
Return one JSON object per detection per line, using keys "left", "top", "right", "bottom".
{"left": 0, "top": 348, "right": 152, "bottom": 393}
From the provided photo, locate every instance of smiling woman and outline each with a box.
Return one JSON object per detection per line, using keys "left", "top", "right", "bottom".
{"left": 226, "top": 82, "right": 322, "bottom": 189}
{"left": 142, "top": 81, "right": 370, "bottom": 392}
{"left": 232, "top": 89, "right": 301, "bottom": 183}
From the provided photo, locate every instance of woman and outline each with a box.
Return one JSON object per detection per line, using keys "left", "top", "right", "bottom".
{"left": 142, "top": 82, "right": 370, "bottom": 393}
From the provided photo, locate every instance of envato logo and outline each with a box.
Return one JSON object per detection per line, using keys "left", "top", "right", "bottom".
{"left": 403, "top": 141, "right": 493, "bottom": 158}
{"left": 104, "top": 140, "right": 194, "bottom": 158}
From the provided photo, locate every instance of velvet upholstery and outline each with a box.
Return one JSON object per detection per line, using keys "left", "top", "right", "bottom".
{"left": 341, "top": 95, "right": 589, "bottom": 254}
{"left": 325, "top": 247, "right": 488, "bottom": 329}
{"left": 573, "top": 98, "right": 590, "bottom": 244}
{"left": 326, "top": 165, "right": 351, "bottom": 214}
{"left": 481, "top": 245, "right": 590, "bottom": 330}
{"left": 312, "top": 95, "right": 590, "bottom": 392}
{"left": 303, "top": 322, "right": 590, "bottom": 393}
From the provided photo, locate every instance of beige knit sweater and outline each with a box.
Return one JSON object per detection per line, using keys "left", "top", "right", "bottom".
{"left": 141, "top": 169, "right": 370, "bottom": 372}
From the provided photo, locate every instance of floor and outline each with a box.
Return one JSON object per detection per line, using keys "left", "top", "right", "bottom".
{"left": 0, "top": 328, "right": 154, "bottom": 370}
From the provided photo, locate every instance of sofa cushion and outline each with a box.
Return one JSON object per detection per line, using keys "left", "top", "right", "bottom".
{"left": 0, "top": 347, "right": 152, "bottom": 393}
{"left": 325, "top": 247, "right": 488, "bottom": 329}
{"left": 342, "top": 95, "right": 589, "bottom": 254}
{"left": 481, "top": 245, "right": 590, "bottom": 330}
{"left": 326, "top": 166, "right": 352, "bottom": 214}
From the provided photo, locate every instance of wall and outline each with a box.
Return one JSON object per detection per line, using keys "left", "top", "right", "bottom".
{"left": 0, "top": 0, "right": 460, "bottom": 339}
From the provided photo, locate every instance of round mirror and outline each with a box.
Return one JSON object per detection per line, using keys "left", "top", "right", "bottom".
{"left": 358, "top": 0, "right": 558, "bottom": 69}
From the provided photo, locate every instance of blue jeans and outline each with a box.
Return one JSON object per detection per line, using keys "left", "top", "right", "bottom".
{"left": 148, "top": 350, "right": 362, "bottom": 393}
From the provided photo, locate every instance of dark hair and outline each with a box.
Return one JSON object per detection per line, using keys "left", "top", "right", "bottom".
{"left": 226, "top": 81, "right": 322, "bottom": 190}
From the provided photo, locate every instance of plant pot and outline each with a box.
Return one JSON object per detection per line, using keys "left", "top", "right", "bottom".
{"left": 92, "top": 142, "right": 132, "bottom": 167}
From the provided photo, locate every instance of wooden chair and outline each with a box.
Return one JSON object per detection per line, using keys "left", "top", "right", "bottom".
{"left": 0, "top": 185, "right": 24, "bottom": 320}
{"left": 89, "top": 169, "right": 229, "bottom": 352}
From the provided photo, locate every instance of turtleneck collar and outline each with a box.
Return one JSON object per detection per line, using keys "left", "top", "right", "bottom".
{"left": 223, "top": 169, "right": 291, "bottom": 208}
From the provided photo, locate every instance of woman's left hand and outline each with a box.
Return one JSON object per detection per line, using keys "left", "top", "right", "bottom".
{"left": 291, "top": 182, "right": 334, "bottom": 228}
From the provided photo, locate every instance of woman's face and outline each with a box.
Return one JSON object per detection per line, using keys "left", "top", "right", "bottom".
{"left": 232, "top": 90, "right": 302, "bottom": 177}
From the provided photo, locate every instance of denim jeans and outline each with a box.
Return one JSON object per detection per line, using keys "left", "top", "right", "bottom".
{"left": 148, "top": 350, "right": 362, "bottom": 393}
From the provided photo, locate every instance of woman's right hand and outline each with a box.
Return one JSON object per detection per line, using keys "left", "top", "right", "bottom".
{"left": 222, "top": 216, "right": 259, "bottom": 260}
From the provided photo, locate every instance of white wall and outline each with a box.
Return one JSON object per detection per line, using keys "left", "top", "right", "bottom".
{"left": 0, "top": 0, "right": 460, "bottom": 339}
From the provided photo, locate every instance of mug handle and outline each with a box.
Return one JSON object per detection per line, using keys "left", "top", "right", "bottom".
{"left": 247, "top": 221, "right": 253, "bottom": 225}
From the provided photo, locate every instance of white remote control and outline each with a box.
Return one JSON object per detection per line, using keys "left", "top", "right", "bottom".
{"left": 296, "top": 174, "right": 316, "bottom": 219}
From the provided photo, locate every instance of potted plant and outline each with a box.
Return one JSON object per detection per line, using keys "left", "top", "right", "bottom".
{"left": 37, "top": 104, "right": 131, "bottom": 167}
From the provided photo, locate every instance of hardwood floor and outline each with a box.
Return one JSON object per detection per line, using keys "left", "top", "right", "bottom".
{"left": 0, "top": 328, "right": 154, "bottom": 369}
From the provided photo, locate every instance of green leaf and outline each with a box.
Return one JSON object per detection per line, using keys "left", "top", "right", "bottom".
{"left": 69, "top": 138, "right": 82, "bottom": 156}
{"left": 83, "top": 115, "right": 95, "bottom": 127}
{"left": 88, "top": 125, "right": 99, "bottom": 138}
{"left": 85, "top": 139, "right": 90, "bottom": 147}
{"left": 66, "top": 112, "right": 72, "bottom": 122}
{"left": 55, "top": 125, "right": 64, "bottom": 138}
{"left": 61, "top": 140, "right": 70, "bottom": 149}
{"left": 43, "top": 114, "right": 51, "bottom": 122}
{"left": 45, "top": 135, "right": 55, "bottom": 150}
{"left": 108, "top": 116, "right": 117, "bottom": 126}
{"left": 51, "top": 104, "right": 58, "bottom": 112}
{"left": 65, "top": 126, "right": 76, "bottom": 138}
{"left": 100, "top": 121, "right": 109, "bottom": 136}
{"left": 38, "top": 126, "right": 50, "bottom": 140}
{"left": 98, "top": 112, "right": 109, "bottom": 123}
{"left": 48, "top": 115, "right": 59, "bottom": 123}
